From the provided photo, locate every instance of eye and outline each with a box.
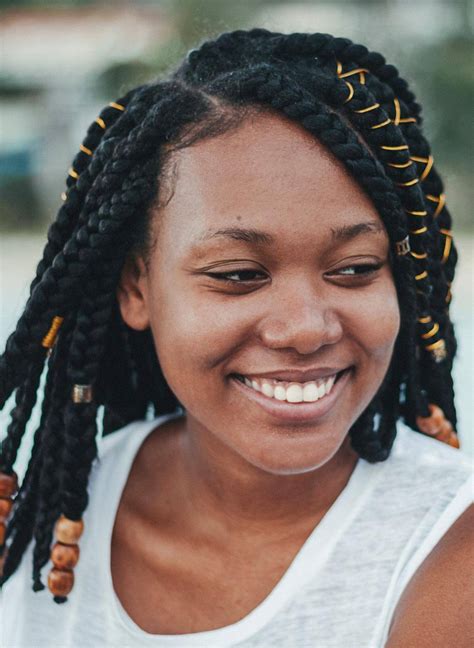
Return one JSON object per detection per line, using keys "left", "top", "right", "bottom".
{"left": 333, "top": 263, "right": 383, "bottom": 276}
{"left": 206, "top": 269, "right": 267, "bottom": 283}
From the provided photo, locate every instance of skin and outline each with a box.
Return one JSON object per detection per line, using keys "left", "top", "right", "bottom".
{"left": 114, "top": 111, "right": 402, "bottom": 633}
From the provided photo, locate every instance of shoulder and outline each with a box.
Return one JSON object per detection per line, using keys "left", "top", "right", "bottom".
{"left": 386, "top": 503, "right": 474, "bottom": 648}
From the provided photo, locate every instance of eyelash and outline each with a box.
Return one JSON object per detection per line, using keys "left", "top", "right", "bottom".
{"left": 206, "top": 263, "right": 383, "bottom": 284}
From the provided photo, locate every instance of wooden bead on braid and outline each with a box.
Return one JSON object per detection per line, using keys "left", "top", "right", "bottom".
{"left": 0, "top": 471, "right": 18, "bottom": 552}
{"left": 47, "top": 515, "right": 84, "bottom": 599}
{"left": 416, "top": 404, "right": 460, "bottom": 448}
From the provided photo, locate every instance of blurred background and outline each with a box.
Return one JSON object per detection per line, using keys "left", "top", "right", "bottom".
{"left": 1, "top": 0, "right": 473, "bottom": 469}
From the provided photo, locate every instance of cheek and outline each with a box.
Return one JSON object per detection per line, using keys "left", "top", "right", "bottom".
{"left": 353, "top": 280, "right": 400, "bottom": 360}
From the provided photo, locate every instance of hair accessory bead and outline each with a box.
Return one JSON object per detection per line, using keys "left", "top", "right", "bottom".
{"left": 109, "top": 102, "right": 125, "bottom": 111}
{"left": 72, "top": 384, "right": 93, "bottom": 403}
{"left": 354, "top": 103, "right": 380, "bottom": 113}
{"left": 54, "top": 515, "right": 84, "bottom": 545}
{"left": 371, "top": 118, "right": 391, "bottom": 130}
{"left": 395, "top": 236, "right": 410, "bottom": 255}
{"left": 79, "top": 144, "right": 93, "bottom": 156}
{"left": 416, "top": 404, "right": 459, "bottom": 448}
{"left": 424, "top": 338, "right": 447, "bottom": 362}
{"left": 0, "top": 471, "right": 18, "bottom": 497}
{"left": 51, "top": 542, "right": 80, "bottom": 570}
{"left": 41, "top": 316, "right": 64, "bottom": 349}
{"left": 48, "top": 567, "right": 74, "bottom": 598}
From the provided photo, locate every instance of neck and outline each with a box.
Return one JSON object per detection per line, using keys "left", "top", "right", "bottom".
{"left": 176, "top": 415, "right": 359, "bottom": 541}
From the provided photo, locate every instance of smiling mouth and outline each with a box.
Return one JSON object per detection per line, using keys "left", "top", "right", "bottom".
{"left": 230, "top": 369, "right": 348, "bottom": 405}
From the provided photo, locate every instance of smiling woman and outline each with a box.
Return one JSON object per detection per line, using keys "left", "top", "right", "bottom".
{"left": 0, "top": 28, "right": 472, "bottom": 648}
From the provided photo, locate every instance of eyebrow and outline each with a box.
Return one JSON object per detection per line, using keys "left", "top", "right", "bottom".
{"left": 196, "top": 221, "right": 385, "bottom": 246}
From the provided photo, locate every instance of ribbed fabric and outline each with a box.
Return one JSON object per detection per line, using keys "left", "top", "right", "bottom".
{"left": 1, "top": 413, "right": 472, "bottom": 648}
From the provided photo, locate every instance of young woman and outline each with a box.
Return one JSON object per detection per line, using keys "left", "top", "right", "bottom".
{"left": 0, "top": 28, "right": 472, "bottom": 647}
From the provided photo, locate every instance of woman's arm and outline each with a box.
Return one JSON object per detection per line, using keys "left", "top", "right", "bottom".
{"left": 386, "top": 504, "right": 474, "bottom": 648}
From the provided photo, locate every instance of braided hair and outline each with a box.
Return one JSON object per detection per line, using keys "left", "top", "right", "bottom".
{"left": 0, "top": 29, "right": 458, "bottom": 601}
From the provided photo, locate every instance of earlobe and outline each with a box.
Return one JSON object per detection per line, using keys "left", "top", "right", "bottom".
{"left": 116, "top": 255, "right": 150, "bottom": 331}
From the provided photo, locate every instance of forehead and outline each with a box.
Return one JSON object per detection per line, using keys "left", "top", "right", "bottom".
{"left": 154, "top": 112, "right": 387, "bottom": 253}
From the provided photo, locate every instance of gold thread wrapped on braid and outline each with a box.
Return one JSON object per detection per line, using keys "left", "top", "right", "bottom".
{"left": 426, "top": 193, "right": 446, "bottom": 218}
{"left": 406, "top": 209, "right": 427, "bottom": 217}
{"left": 398, "top": 117, "right": 417, "bottom": 124}
{"left": 68, "top": 168, "right": 79, "bottom": 180}
{"left": 392, "top": 97, "right": 401, "bottom": 126}
{"left": 411, "top": 251, "right": 428, "bottom": 259}
{"left": 441, "top": 233, "right": 452, "bottom": 264}
{"left": 371, "top": 118, "right": 391, "bottom": 130}
{"left": 410, "top": 155, "right": 434, "bottom": 182}
{"left": 418, "top": 316, "right": 432, "bottom": 323}
{"left": 388, "top": 160, "right": 413, "bottom": 169}
{"left": 445, "top": 282, "right": 452, "bottom": 305}
{"left": 397, "top": 177, "right": 419, "bottom": 187}
{"left": 79, "top": 144, "right": 92, "bottom": 156}
{"left": 354, "top": 103, "right": 380, "bottom": 114}
{"left": 421, "top": 323, "right": 440, "bottom": 339}
{"left": 343, "top": 81, "right": 354, "bottom": 103}
{"left": 109, "top": 102, "right": 125, "bottom": 111}
{"left": 338, "top": 67, "right": 369, "bottom": 82}
{"left": 410, "top": 226, "right": 428, "bottom": 235}
{"left": 381, "top": 144, "right": 409, "bottom": 151}
{"left": 41, "top": 316, "right": 64, "bottom": 349}
{"left": 415, "top": 270, "right": 428, "bottom": 281}
{"left": 94, "top": 117, "right": 106, "bottom": 130}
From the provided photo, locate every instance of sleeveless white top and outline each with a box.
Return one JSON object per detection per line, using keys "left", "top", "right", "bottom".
{"left": 1, "top": 412, "right": 472, "bottom": 647}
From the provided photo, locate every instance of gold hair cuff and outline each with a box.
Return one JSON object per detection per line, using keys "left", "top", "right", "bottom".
{"left": 41, "top": 316, "right": 64, "bottom": 349}
{"left": 395, "top": 236, "right": 410, "bottom": 255}
{"left": 72, "top": 385, "right": 93, "bottom": 403}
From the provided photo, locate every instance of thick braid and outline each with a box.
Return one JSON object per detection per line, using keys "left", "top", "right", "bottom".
{"left": 0, "top": 360, "right": 44, "bottom": 474}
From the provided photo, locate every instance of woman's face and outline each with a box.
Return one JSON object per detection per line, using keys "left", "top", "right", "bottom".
{"left": 118, "top": 112, "right": 400, "bottom": 475}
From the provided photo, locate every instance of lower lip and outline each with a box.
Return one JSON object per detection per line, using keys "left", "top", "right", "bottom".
{"left": 229, "top": 369, "right": 352, "bottom": 424}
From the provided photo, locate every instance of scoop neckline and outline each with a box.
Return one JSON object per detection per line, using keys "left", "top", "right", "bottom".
{"left": 99, "top": 414, "right": 385, "bottom": 647}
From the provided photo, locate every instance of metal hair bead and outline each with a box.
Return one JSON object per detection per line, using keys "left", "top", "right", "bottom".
{"left": 395, "top": 236, "right": 410, "bottom": 256}
{"left": 72, "top": 384, "right": 93, "bottom": 403}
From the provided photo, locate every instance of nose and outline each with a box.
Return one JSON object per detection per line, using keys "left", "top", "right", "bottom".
{"left": 257, "top": 281, "right": 343, "bottom": 355}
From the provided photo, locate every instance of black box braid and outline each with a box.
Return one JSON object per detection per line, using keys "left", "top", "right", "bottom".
{"left": 0, "top": 28, "right": 458, "bottom": 600}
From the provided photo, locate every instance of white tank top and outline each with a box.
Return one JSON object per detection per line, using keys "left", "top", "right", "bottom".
{"left": 1, "top": 412, "right": 472, "bottom": 647}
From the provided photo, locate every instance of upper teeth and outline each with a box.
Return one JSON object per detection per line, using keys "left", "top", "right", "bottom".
{"left": 242, "top": 374, "right": 338, "bottom": 403}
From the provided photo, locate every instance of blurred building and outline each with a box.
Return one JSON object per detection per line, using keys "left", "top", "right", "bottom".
{"left": 0, "top": 5, "right": 172, "bottom": 226}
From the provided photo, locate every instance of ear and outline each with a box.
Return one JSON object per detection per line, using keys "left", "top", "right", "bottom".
{"left": 116, "top": 255, "right": 150, "bottom": 331}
